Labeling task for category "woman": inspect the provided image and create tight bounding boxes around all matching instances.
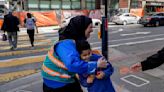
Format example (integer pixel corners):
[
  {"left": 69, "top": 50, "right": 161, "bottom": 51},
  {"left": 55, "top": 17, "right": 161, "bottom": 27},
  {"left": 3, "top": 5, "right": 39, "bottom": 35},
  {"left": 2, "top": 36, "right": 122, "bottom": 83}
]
[
  {"left": 41, "top": 15, "right": 108, "bottom": 92},
  {"left": 24, "top": 13, "right": 36, "bottom": 48}
]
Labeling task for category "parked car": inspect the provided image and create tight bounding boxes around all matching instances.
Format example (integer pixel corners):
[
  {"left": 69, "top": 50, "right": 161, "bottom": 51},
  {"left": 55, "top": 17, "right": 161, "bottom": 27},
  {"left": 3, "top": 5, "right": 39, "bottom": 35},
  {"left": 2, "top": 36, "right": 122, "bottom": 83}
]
[
  {"left": 112, "top": 13, "right": 141, "bottom": 25},
  {"left": 139, "top": 12, "right": 164, "bottom": 27},
  {"left": 62, "top": 16, "right": 101, "bottom": 27}
]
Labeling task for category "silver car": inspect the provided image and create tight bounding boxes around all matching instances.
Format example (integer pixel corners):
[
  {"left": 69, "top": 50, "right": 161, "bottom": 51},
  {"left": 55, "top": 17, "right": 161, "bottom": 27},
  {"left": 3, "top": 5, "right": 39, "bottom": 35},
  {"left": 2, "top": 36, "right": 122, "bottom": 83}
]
[{"left": 112, "top": 13, "right": 141, "bottom": 25}]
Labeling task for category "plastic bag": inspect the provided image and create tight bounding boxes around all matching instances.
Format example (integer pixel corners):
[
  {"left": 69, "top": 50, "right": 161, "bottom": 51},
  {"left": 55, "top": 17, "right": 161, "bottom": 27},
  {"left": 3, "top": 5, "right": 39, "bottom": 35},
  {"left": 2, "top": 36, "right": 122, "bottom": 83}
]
[{"left": 2, "top": 33, "right": 7, "bottom": 41}]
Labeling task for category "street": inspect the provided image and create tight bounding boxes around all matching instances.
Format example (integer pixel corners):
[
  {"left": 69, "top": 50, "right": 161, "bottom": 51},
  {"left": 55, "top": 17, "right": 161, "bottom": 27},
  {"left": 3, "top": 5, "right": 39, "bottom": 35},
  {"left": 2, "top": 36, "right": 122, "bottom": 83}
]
[{"left": 1, "top": 24, "right": 164, "bottom": 92}]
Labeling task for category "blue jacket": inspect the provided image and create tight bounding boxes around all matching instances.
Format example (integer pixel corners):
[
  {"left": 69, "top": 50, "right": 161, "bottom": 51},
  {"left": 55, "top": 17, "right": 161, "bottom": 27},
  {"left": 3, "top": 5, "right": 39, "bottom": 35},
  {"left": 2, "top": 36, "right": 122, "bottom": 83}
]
[
  {"left": 42, "top": 39, "right": 98, "bottom": 88},
  {"left": 79, "top": 54, "right": 115, "bottom": 92}
]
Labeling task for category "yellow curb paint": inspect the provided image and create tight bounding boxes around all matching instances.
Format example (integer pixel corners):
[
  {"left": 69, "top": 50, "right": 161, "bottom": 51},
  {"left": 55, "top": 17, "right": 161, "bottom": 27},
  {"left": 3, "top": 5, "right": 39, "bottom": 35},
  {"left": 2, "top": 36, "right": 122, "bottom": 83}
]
[
  {"left": 0, "top": 48, "right": 50, "bottom": 57},
  {"left": 0, "top": 56, "right": 45, "bottom": 68},
  {"left": 0, "top": 42, "right": 52, "bottom": 51},
  {"left": 0, "top": 70, "right": 38, "bottom": 82},
  {"left": 0, "top": 39, "right": 51, "bottom": 46}
]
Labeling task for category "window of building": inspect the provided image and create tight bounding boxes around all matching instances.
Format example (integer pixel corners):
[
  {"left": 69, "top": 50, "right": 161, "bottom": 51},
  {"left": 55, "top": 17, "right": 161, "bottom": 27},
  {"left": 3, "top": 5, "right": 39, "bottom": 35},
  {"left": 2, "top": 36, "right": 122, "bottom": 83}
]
[
  {"left": 86, "top": 0, "right": 95, "bottom": 9},
  {"left": 71, "top": 0, "right": 81, "bottom": 9},
  {"left": 131, "top": 0, "right": 142, "bottom": 8},
  {"left": 62, "top": 0, "right": 71, "bottom": 9},
  {"left": 51, "top": 0, "right": 61, "bottom": 9},
  {"left": 40, "top": 0, "right": 50, "bottom": 9},
  {"left": 28, "top": 0, "right": 39, "bottom": 9}
]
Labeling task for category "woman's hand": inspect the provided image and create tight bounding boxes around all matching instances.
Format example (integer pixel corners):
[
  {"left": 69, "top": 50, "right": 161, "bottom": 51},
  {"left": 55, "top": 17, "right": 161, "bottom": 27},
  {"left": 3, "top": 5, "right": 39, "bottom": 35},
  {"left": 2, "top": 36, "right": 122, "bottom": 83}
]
[
  {"left": 97, "top": 57, "right": 108, "bottom": 68},
  {"left": 96, "top": 71, "right": 105, "bottom": 79}
]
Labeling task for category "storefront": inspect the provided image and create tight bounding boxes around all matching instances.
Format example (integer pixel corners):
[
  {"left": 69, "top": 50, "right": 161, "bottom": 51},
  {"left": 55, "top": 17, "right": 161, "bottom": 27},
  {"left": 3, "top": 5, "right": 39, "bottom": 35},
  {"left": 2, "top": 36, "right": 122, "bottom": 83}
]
[
  {"left": 145, "top": 1, "right": 164, "bottom": 12},
  {"left": 25, "top": 0, "right": 100, "bottom": 11}
]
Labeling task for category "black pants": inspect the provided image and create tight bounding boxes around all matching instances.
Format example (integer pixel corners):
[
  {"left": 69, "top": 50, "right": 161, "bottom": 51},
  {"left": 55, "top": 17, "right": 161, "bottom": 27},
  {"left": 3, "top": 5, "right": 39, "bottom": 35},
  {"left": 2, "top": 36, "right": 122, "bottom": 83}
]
[
  {"left": 27, "top": 29, "right": 35, "bottom": 47},
  {"left": 43, "top": 79, "right": 83, "bottom": 92}
]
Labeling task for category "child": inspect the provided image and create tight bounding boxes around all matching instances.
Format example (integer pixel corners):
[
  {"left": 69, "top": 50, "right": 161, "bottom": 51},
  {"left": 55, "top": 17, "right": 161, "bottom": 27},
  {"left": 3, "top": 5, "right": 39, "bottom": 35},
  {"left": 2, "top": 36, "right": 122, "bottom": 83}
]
[{"left": 76, "top": 40, "right": 115, "bottom": 92}]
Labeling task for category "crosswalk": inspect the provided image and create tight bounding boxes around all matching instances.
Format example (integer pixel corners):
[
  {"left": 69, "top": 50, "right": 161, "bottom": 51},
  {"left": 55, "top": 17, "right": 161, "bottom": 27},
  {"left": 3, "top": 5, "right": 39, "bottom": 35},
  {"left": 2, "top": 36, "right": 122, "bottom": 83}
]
[{"left": 0, "top": 28, "right": 58, "bottom": 83}]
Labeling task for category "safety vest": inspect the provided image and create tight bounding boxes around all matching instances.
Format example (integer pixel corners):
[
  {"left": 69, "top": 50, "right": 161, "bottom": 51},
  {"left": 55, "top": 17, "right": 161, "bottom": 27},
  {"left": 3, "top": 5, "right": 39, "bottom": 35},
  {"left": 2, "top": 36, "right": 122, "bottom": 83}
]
[{"left": 41, "top": 46, "right": 76, "bottom": 83}]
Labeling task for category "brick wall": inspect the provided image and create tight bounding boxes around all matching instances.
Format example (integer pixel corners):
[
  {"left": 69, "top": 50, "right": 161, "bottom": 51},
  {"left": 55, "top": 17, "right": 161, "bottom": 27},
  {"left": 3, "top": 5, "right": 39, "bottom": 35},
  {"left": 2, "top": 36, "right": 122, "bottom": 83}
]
[{"left": 119, "top": 0, "right": 129, "bottom": 8}]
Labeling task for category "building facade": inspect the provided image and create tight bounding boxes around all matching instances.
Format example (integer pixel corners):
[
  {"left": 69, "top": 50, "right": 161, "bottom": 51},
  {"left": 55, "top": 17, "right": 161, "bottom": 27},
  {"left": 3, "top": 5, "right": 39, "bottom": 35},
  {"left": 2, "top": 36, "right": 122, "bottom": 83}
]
[
  {"left": 17, "top": 0, "right": 101, "bottom": 11},
  {"left": 143, "top": 0, "right": 164, "bottom": 12}
]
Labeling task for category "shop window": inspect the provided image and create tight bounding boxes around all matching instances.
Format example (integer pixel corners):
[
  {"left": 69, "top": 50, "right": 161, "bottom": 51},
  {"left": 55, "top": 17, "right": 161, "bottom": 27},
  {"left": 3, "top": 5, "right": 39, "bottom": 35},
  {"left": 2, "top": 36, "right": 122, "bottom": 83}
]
[
  {"left": 40, "top": 0, "right": 50, "bottom": 9},
  {"left": 71, "top": 0, "right": 81, "bottom": 9},
  {"left": 51, "top": 0, "right": 61, "bottom": 9},
  {"left": 28, "top": 0, "right": 39, "bottom": 9},
  {"left": 62, "top": 0, "right": 71, "bottom": 9},
  {"left": 86, "top": 0, "right": 95, "bottom": 10}
]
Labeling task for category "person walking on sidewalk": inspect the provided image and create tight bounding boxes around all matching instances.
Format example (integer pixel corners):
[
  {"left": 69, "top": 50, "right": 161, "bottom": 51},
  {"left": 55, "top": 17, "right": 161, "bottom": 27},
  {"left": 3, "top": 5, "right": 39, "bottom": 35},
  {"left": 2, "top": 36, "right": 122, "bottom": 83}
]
[
  {"left": 41, "top": 15, "right": 108, "bottom": 92},
  {"left": 24, "top": 13, "right": 36, "bottom": 48},
  {"left": 76, "top": 40, "right": 115, "bottom": 92},
  {"left": 1, "top": 11, "right": 20, "bottom": 50}
]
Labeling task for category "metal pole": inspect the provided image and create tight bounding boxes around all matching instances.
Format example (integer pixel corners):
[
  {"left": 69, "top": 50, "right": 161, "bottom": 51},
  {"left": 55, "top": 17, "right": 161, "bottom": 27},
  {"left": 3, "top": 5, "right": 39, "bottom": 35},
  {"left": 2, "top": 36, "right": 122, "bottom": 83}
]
[{"left": 101, "top": 0, "right": 108, "bottom": 60}]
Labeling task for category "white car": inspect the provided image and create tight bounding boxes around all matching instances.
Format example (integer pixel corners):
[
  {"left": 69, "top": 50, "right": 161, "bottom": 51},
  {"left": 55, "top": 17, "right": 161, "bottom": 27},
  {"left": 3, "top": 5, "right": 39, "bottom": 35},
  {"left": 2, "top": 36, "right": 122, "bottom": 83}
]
[
  {"left": 112, "top": 13, "right": 141, "bottom": 25},
  {"left": 62, "top": 16, "right": 101, "bottom": 27}
]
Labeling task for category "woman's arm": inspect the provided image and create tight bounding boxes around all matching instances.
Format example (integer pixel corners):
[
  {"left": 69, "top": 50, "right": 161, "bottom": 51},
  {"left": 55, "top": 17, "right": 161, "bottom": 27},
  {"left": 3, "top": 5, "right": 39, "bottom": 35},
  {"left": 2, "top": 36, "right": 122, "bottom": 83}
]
[
  {"left": 56, "top": 40, "right": 97, "bottom": 74},
  {"left": 102, "top": 62, "right": 114, "bottom": 78}
]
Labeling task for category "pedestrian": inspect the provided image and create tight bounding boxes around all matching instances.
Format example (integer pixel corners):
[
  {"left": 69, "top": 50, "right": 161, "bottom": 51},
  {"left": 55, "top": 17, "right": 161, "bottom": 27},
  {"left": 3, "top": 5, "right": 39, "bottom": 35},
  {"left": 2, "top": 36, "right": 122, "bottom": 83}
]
[
  {"left": 41, "top": 15, "right": 108, "bottom": 92},
  {"left": 1, "top": 10, "right": 20, "bottom": 50},
  {"left": 130, "top": 47, "right": 164, "bottom": 72},
  {"left": 76, "top": 40, "right": 115, "bottom": 92},
  {"left": 24, "top": 13, "right": 36, "bottom": 48}
]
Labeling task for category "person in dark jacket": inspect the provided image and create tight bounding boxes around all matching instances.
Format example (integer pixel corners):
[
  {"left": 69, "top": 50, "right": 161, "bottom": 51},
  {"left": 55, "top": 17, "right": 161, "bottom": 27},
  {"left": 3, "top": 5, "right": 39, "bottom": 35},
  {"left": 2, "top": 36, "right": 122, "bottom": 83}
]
[
  {"left": 1, "top": 11, "right": 20, "bottom": 50},
  {"left": 76, "top": 40, "right": 115, "bottom": 92},
  {"left": 41, "top": 15, "right": 108, "bottom": 92},
  {"left": 130, "top": 47, "right": 164, "bottom": 72}
]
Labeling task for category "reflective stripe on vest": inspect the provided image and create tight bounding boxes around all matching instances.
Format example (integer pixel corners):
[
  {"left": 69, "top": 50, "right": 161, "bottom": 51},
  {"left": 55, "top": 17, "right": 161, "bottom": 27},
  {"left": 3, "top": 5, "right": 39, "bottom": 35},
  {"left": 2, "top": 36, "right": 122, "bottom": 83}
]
[
  {"left": 92, "top": 50, "right": 101, "bottom": 55},
  {"left": 48, "top": 46, "right": 67, "bottom": 70},
  {"left": 42, "top": 64, "right": 71, "bottom": 79}
]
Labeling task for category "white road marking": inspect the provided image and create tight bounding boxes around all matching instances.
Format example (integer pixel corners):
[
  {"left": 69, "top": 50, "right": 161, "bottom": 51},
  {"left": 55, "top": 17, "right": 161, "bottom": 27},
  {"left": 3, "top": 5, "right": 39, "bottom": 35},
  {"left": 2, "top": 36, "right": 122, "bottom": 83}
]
[
  {"left": 92, "top": 37, "right": 164, "bottom": 48},
  {"left": 15, "top": 90, "right": 32, "bottom": 92},
  {"left": 120, "top": 32, "right": 150, "bottom": 36},
  {"left": 121, "top": 75, "right": 150, "bottom": 87},
  {"left": 110, "top": 28, "right": 124, "bottom": 34},
  {"left": 90, "top": 33, "right": 164, "bottom": 46}
]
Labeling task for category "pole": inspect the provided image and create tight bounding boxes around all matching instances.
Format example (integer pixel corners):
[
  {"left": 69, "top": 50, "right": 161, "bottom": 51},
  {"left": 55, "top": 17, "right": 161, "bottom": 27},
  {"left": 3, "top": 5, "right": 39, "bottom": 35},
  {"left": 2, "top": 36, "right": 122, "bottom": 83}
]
[{"left": 101, "top": 0, "right": 108, "bottom": 60}]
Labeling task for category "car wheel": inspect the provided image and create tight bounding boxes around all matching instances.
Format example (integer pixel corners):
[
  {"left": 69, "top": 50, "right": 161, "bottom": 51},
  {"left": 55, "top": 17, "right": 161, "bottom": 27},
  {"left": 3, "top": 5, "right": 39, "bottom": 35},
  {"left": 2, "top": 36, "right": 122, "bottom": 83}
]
[
  {"left": 123, "top": 21, "right": 127, "bottom": 25},
  {"left": 95, "top": 22, "right": 100, "bottom": 27},
  {"left": 143, "top": 24, "right": 147, "bottom": 27},
  {"left": 154, "top": 21, "right": 160, "bottom": 27},
  {"left": 137, "top": 20, "right": 140, "bottom": 24}
]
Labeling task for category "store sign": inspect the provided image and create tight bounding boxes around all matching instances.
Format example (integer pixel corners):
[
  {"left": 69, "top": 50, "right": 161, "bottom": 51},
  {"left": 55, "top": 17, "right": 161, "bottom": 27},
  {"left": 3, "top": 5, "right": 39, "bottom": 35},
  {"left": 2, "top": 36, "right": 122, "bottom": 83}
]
[
  {"left": 147, "top": 2, "right": 164, "bottom": 6},
  {"left": 150, "top": 2, "right": 162, "bottom": 6}
]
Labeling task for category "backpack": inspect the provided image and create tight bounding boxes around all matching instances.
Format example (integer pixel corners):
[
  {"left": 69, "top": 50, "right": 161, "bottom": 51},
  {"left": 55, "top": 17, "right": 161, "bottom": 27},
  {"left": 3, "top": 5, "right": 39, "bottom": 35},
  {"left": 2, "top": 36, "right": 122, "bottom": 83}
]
[{"left": 25, "top": 18, "right": 35, "bottom": 30}]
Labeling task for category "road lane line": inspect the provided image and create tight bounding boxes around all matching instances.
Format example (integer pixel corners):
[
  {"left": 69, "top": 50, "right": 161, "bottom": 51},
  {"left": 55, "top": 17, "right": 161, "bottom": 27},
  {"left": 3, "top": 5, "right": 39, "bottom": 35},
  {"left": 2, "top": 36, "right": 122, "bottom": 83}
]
[
  {"left": 0, "top": 55, "right": 45, "bottom": 67},
  {"left": 0, "top": 70, "right": 38, "bottom": 82}
]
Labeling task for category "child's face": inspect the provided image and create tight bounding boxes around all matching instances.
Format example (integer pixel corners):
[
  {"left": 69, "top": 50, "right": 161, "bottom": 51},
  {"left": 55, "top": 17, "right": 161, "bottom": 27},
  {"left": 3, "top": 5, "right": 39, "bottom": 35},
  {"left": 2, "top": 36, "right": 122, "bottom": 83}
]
[{"left": 80, "top": 49, "right": 92, "bottom": 61}]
